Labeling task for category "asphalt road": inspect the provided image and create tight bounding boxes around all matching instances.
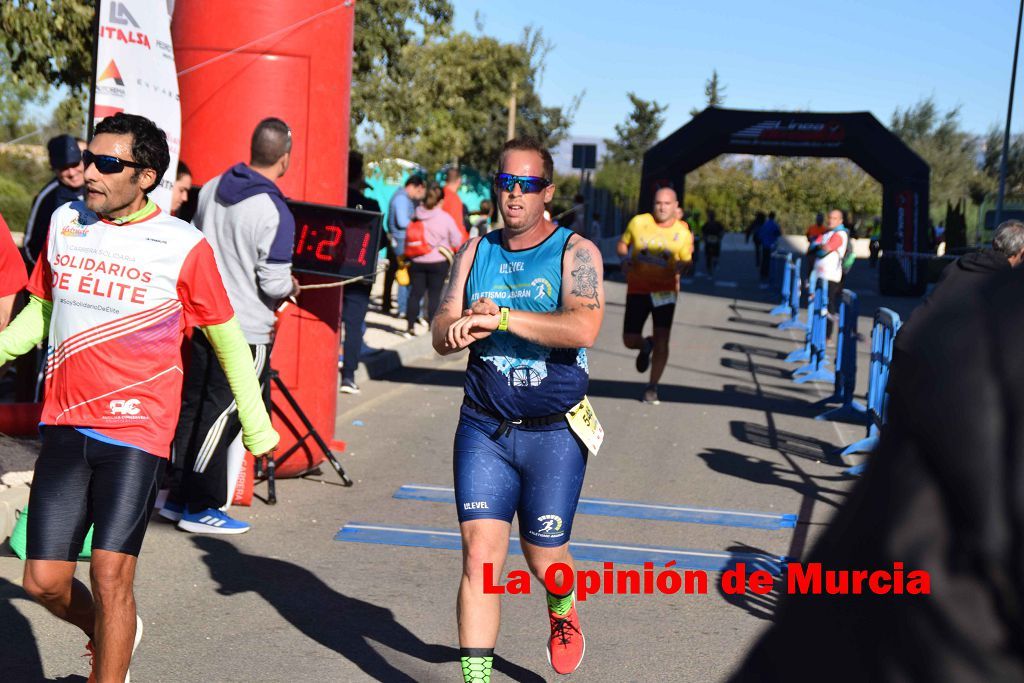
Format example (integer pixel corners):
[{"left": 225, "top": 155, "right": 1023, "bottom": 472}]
[{"left": 0, "top": 249, "right": 885, "bottom": 682}]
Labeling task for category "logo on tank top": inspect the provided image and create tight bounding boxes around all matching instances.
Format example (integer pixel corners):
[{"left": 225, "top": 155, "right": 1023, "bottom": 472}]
[
  {"left": 481, "top": 335, "right": 550, "bottom": 388},
  {"left": 531, "top": 277, "right": 553, "bottom": 302},
  {"left": 499, "top": 261, "right": 525, "bottom": 274}
]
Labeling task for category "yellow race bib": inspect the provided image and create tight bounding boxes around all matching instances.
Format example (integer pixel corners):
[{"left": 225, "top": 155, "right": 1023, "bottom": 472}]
[{"left": 566, "top": 396, "right": 604, "bottom": 457}]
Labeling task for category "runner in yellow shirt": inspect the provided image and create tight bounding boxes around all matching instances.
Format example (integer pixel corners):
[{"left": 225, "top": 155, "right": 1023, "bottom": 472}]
[{"left": 616, "top": 187, "right": 693, "bottom": 404}]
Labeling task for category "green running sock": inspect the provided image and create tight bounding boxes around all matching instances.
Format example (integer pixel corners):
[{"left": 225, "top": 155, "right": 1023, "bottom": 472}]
[
  {"left": 460, "top": 648, "right": 493, "bottom": 682},
  {"left": 547, "top": 590, "right": 574, "bottom": 616}
]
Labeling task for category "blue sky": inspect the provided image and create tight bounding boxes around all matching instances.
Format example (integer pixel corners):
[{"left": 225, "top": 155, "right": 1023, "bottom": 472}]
[{"left": 453, "top": 0, "right": 1018, "bottom": 141}]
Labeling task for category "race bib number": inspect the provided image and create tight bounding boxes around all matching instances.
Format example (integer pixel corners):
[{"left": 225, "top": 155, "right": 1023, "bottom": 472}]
[
  {"left": 566, "top": 396, "right": 604, "bottom": 457},
  {"left": 651, "top": 291, "right": 677, "bottom": 307}
]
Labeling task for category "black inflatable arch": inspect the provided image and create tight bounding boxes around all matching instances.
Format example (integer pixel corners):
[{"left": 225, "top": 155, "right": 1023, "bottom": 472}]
[{"left": 640, "top": 107, "right": 930, "bottom": 295}]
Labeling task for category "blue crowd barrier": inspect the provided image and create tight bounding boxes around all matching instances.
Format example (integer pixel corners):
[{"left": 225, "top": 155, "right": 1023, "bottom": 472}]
[
  {"left": 776, "top": 257, "right": 806, "bottom": 331},
  {"left": 786, "top": 277, "right": 833, "bottom": 384},
  {"left": 769, "top": 253, "right": 793, "bottom": 316},
  {"left": 815, "top": 289, "right": 868, "bottom": 423},
  {"left": 836, "top": 307, "right": 902, "bottom": 472}
]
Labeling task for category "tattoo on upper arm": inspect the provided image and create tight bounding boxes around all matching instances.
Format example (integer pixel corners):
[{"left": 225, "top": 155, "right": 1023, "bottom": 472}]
[
  {"left": 438, "top": 240, "right": 471, "bottom": 312},
  {"left": 570, "top": 248, "right": 601, "bottom": 310}
]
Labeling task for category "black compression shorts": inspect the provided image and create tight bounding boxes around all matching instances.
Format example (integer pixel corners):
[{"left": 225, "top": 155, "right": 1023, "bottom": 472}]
[
  {"left": 28, "top": 426, "right": 164, "bottom": 560},
  {"left": 623, "top": 293, "right": 676, "bottom": 336}
]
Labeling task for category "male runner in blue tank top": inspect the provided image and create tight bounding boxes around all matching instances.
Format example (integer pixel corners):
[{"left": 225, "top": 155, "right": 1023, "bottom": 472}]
[{"left": 432, "top": 137, "right": 605, "bottom": 681}]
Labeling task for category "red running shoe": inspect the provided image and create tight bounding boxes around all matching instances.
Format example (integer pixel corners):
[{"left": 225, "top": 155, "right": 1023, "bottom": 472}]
[{"left": 546, "top": 600, "right": 585, "bottom": 674}]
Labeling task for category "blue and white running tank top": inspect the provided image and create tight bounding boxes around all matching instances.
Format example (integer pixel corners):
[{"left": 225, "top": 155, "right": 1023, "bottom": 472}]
[{"left": 463, "top": 227, "right": 589, "bottom": 419}]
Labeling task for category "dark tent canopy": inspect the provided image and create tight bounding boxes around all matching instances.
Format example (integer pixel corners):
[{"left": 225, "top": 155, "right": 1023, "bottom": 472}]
[{"left": 640, "top": 107, "right": 931, "bottom": 295}]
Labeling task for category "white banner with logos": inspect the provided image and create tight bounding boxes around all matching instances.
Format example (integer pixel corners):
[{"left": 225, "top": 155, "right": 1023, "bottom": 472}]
[{"left": 92, "top": 0, "right": 180, "bottom": 212}]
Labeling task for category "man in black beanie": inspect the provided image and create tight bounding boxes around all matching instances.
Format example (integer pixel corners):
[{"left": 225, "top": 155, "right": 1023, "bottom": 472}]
[{"left": 22, "top": 134, "right": 86, "bottom": 267}]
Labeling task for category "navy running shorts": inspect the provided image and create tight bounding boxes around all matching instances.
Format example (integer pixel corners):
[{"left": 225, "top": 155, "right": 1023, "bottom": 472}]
[
  {"left": 28, "top": 426, "right": 164, "bottom": 560},
  {"left": 454, "top": 404, "right": 588, "bottom": 548}
]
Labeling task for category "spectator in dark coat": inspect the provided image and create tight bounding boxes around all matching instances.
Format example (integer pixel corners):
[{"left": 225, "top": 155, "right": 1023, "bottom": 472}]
[
  {"left": 340, "top": 152, "right": 382, "bottom": 395},
  {"left": 22, "top": 135, "right": 85, "bottom": 267},
  {"left": 729, "top": 224, "right": 1024, "bottom": 683},
  {"left": 893, "top": 218, "right": 1024, "bottom": 380}
]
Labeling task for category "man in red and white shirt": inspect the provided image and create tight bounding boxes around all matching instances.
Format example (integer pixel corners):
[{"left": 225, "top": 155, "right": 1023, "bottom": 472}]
[
  {"left": 0, "top": 113, "right": 278, "bottom": 682},
  {"left": 0, "top": 211, "right": 27, "bottom": 330}
]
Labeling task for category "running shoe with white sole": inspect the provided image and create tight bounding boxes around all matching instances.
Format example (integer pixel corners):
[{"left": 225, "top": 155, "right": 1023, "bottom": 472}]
[
  {"left": 126, "top": 614, "right": 143, "bottom": 682},
  {"left": 642, "top": 385, "right": 661, "bottom": 405},
  {"left": 85, "top": 614, "right": 143, "bottom": 683},
  {"left": 157, "top": 500, "right": 183, "bottom": 522},
  {"left": 177, "top": 508, "right": 250, "bottom": 534},
  {"left": 547, "top": 600, "right": 585, "bottom": 675}
]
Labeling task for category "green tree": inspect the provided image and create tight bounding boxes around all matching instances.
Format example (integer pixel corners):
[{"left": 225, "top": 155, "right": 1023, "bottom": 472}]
[
  {"left": 359, "top": 27, "right": 575, "bottom": 172},
  {"left": 0, "top": 47, "right": 46, "bottom": 141},
  {"left": 51, "top": 92, "right": 86, "bottom": 137},
  {"left": 0, "top": 1, "right": 93, "bottom": 94},
  {"left": 351, "top": 0, "right": 454, "bottom": 138},
  {"left": 603, "top": 93, "right": 667, "bottom": 165},
  {"left": 890, "top": 97, "right": 984, "bottom": 220},
  {"left": 594, "top": 159, "right": 641, "bottom": 206},
  {"left": 595, "top": 93, "right": 667, "bottom": 206},
  {"left": 690, "top": 69, "right": 726, "bottom": 116},
  {"left": 684, "top": 157, "right": 881, "bottom": 234},
  {"left": 981, "top": 127, "right": 1023, "bottom": 197}
]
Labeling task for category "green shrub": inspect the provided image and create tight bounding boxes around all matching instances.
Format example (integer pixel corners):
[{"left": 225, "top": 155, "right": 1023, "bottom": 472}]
[
  {"left": 0, "top": 149, "right": 48, "bottom": 234},
  {"left": 0, "top": 174, "right": 32, "bottom": 232},
  {"left": 0, "top": 149, "right": 49, "bottom": 189}
]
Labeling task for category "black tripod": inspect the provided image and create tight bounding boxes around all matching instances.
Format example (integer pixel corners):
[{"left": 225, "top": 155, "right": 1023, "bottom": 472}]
[{"left": 257, "top": 369, "right": 353, "bottom": 504}]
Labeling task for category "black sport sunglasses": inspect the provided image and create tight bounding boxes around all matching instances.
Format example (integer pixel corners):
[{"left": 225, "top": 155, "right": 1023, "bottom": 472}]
[
  {"left": 493, "top": 172, "right": 552, "bottom": 194},
  {"left": 83, "top": 150, "right": 147, "bottom": 174}
]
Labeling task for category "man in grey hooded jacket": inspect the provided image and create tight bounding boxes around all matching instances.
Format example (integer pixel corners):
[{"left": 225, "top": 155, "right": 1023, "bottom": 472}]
[{"left": 164, "top": 117, "right": 299, "bottom": 534}]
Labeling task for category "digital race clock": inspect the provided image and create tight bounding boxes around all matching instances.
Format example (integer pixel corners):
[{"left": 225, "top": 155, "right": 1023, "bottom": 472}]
[{"left": 286, "top": 200, "right": 384, "bottom": 279}]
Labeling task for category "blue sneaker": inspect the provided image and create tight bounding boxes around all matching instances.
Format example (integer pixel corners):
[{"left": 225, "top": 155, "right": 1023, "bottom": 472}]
[
  {"left": 177, "top": 508, "right": 251, "bottom": 535},
  {"left": 158, "top": 499, "right": 184, "bottom": 522}
]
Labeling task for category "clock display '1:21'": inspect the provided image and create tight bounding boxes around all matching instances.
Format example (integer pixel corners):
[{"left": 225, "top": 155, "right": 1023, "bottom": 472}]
[{"left": 294, "top": 224, "right": 342, "bottom": 262}]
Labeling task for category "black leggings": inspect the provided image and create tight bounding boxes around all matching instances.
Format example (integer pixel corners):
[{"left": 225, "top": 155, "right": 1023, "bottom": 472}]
[
  {"left": 407, "top": 260, "right": 448, "bottom": 326},
  {"left": 28, "top": 426, "right": 164, "bottom": 559}
]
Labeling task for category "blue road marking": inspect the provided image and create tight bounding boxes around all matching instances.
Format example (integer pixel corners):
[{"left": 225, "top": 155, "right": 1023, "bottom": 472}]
[
  {"left": 336, "top": 522, "right": 788, "bottom": 574},
  {"left": 393, "top": 485, "right": 797, "bottom": 530}
]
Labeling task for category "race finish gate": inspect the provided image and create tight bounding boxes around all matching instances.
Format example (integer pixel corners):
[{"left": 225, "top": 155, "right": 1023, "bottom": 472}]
[{"left": 640, "top": 107, "right": 931, "bottom": 296}]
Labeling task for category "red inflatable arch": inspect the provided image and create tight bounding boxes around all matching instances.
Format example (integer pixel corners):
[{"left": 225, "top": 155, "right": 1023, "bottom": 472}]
[{"left": 173, "top": 0, "right": 355, "bottom": 476}]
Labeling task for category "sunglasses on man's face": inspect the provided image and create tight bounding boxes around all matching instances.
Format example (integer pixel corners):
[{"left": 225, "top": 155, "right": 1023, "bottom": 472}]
[
  {"left": 83, "top": 150, "right": 146, "bottom": 175},
  {"left": 493, "top": 173, "right": 551, "bottom": 194}
]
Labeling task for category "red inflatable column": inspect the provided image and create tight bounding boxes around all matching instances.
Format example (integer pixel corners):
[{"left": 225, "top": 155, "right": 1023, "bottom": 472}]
[{"left": 173, "top": 1, "right": 354, "bottom": 475}]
